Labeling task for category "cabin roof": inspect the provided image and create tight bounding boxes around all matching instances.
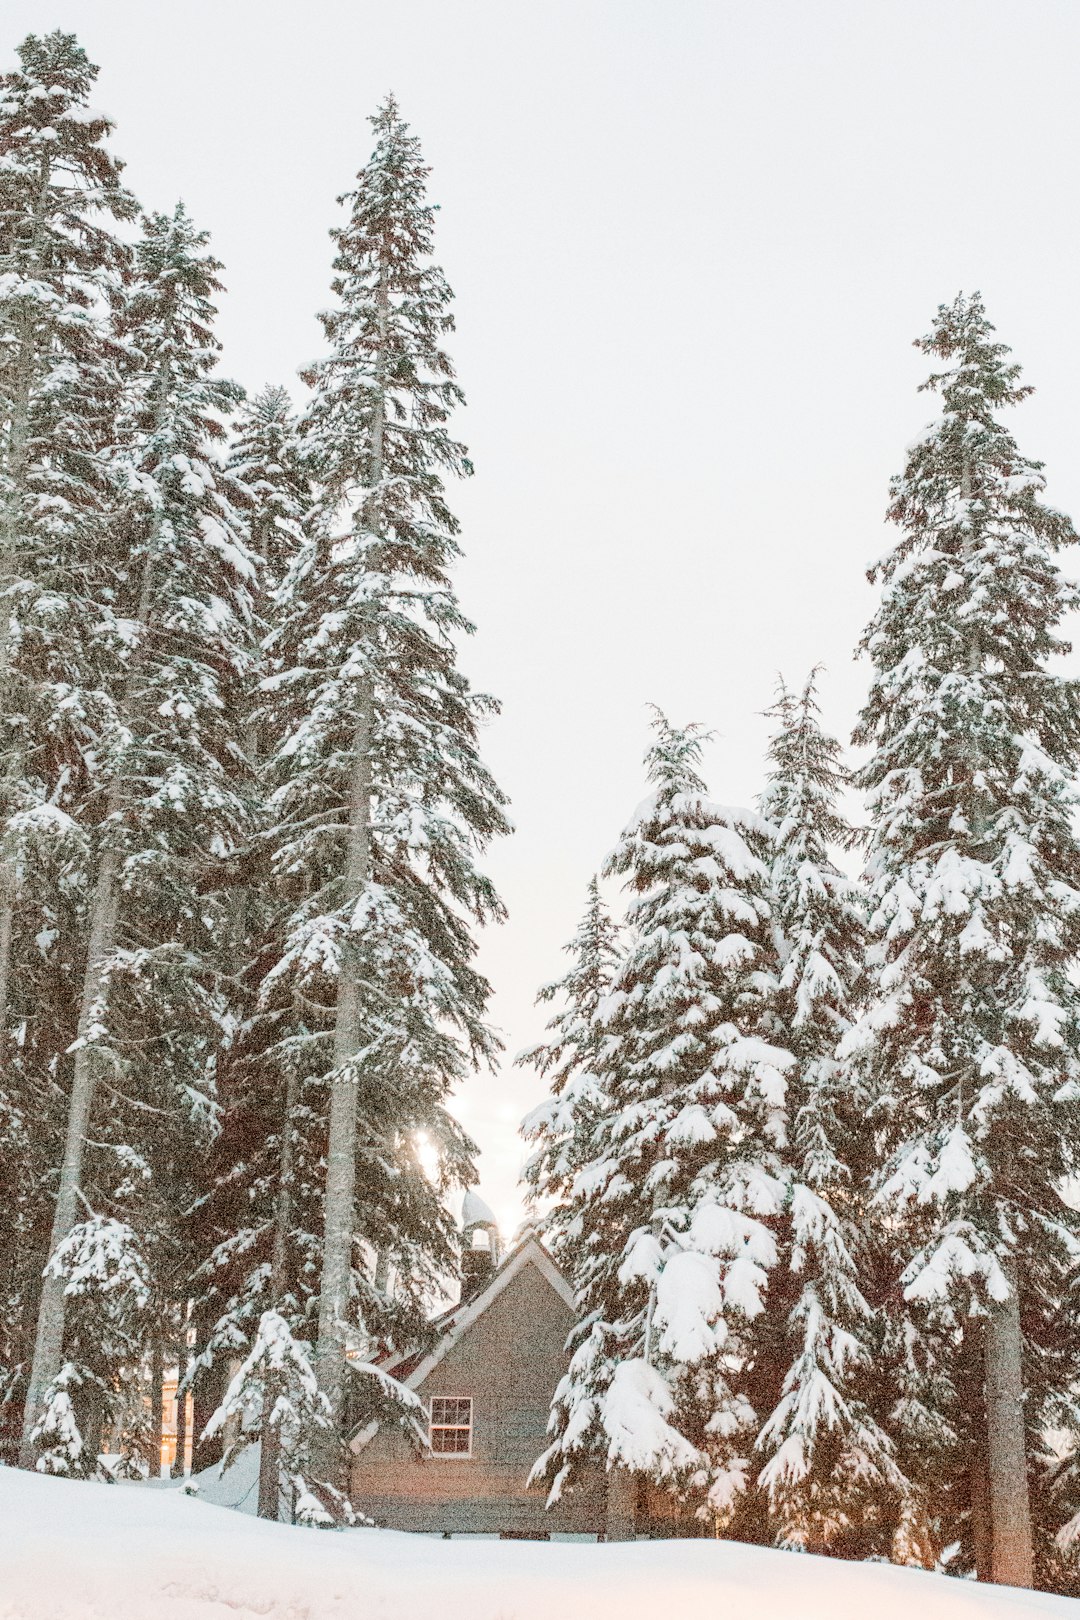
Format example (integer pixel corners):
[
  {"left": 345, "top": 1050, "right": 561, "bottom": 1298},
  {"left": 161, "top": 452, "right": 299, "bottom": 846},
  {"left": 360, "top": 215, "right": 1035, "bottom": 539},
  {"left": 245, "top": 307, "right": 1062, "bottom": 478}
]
[{"left": 350, "top": 1237, "right": 574, "bottom": 1452}]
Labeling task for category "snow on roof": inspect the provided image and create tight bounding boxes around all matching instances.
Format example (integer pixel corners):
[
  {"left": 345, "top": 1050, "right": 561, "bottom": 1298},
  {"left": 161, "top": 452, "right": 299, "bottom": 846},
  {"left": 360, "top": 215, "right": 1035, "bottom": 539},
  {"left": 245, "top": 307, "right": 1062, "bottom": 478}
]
[{"left": 461, "top": 1188, "right": 498, "bottom": 1229}]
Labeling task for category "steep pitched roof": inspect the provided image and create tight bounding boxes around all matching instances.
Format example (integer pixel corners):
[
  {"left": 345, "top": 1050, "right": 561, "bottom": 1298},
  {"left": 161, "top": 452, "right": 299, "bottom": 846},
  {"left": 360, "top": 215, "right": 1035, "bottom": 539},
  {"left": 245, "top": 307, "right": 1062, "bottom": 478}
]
[{"left": 349, "top": 1237, "right": 575, "bottom": 1453}]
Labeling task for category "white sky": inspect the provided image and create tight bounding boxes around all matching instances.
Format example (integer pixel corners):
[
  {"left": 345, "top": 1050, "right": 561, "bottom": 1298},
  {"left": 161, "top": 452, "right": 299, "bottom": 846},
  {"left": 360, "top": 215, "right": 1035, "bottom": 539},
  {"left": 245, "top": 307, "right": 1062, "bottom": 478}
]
[{"left": 9, "top": 0, "right": 1080, "bottom": 1238}]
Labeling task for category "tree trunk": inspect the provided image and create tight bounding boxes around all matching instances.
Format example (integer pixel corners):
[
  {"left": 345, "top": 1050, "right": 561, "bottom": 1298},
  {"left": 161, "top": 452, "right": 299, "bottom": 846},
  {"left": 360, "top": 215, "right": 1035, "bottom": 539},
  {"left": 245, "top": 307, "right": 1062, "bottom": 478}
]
[
  {"left": 174, "top": 1368, "right": 188, "bottom": 1479},
  {"left": 258, "top": 1066, "right": 300, "bottom": 1519},
  {"left": 18, "top": 546, "right": 155, "bottom": 1467},
  {"left": 960, "top": 1315, "right": 993, "bottom": 1580},
  {"left": 83, "top": 1379, "right": 104, "bottom": 1466},
  {"left": 955, "top": 450, "right": 1030, "bottom": 1585},
  {"left": 256, "top": 1364, "right": 280, "bottom": 1518},
  {"left": 985, "top": 1262, "right": 1032, "bottom": 1588},
  {"left": 221, "top": 1357, "right": 243, "bottom": 1454},
  {"left": 312, "top": 254, "right": 387, "bottom": 1494},
  {"left": 972, "top": 1437, "right": 994, "bottom": 1582},
  {"left": 191, "top": 1345, "right": 223, "bottom": 1475},
  {"left": 149, "top": 1332, "right": 164, "bottom": 1478},
  {"left": 313, "top": 690, "right": 373, "bottom": 1489},
  {"left": 18, "top": 839, "right": 120, "bottom": 1464}
]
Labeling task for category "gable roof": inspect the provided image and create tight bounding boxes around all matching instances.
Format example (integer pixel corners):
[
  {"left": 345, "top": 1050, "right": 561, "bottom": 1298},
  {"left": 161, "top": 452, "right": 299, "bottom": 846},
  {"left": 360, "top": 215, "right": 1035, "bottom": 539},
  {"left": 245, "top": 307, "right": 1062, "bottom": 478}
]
[
  {"left": 349, "top": 1237, "right": 575, "bottom": 1453},
  {"left": 403, "top": 1237, "right": 574, "bottom": 1390}
]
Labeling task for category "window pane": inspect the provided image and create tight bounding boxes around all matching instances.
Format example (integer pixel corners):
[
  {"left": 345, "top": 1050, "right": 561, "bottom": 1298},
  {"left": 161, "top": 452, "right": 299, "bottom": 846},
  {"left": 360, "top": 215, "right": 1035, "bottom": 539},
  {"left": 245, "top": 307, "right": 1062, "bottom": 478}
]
[
  {"left": 431, "top": 1397, "right": 471, "bottom": 1425},
  {"left": 430, "top": 1396, "right": 472, "bottom": 1455},
  {"left": 431, "top": 1425, "right": 470, "bottom": 1454}
]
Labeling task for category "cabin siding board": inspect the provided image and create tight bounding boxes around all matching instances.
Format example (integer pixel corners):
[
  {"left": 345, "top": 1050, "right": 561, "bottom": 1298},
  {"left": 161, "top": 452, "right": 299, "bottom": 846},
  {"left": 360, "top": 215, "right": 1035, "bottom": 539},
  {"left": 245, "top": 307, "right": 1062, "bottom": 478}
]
[{"left": 350, "top": 1248, "right": 608, "bottom": 1537}]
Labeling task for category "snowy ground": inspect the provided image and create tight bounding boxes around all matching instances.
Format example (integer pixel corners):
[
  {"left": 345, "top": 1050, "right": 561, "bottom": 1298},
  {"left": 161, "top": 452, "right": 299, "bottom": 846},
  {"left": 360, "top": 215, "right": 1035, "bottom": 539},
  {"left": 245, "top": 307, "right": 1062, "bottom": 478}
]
[{"left": 2, "top": 1464, "right": 1076, "bottom": 1620}]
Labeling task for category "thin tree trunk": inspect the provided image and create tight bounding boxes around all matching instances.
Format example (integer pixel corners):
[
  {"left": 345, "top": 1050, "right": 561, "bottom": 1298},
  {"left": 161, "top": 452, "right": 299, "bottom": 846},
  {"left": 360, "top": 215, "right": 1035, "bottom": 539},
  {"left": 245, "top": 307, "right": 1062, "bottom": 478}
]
[
  {"left": 18, "top": 838, "right": 120, "bottom": 1464},
  {"left": 0, "top": 881, "right": 14, "bottom": 1077},
  {"left": 313, "top": 692, "right": 373, "bottom": 1488},
  {"left": 258, "top": 1066, "right": 300, "bottom": 1519},
  {"left": 972, "top": 1438, "right": 993, "bottom": 1582},
  {"left": 191, "top": 1343, "right": 222, "bottom": 1475},
  {"left": 985, "top": 1261, "right": 1033, "bottom": 1588},
  {"left": 149, "top": 1332, "right": 164, "bottom": 1478},
  {"left": 961, "top": 1315, "right": 993, "bottom": 1580},
  {"left": 19, "top": 548, "right": 155, "bottom": 1466},
  {"left": 956, "top": 449, "right": 1031, "bottom": 1585},
  {"left": 221, "top": 1357, "right": 243, "bottom": 1454},
  {"left": 83, "top": 1379, "right": 104, "bottom": 1465},
  {"left": 312, "top": 255, "right": 388, "bottom": 1493},
  {"left": 175, "top": 1296, "right": 194, "bottom": 1477},
  {"left": 174, "top": 1357, "right": 188, "bottom": 1479}
]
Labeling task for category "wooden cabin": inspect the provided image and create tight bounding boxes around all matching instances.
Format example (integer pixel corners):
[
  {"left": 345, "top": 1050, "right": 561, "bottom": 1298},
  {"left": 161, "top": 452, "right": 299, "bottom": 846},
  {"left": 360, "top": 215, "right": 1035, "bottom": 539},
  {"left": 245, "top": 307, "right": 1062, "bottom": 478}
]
[{"left": 348, "top": 1217, "right": 639, "bottom": 1539}]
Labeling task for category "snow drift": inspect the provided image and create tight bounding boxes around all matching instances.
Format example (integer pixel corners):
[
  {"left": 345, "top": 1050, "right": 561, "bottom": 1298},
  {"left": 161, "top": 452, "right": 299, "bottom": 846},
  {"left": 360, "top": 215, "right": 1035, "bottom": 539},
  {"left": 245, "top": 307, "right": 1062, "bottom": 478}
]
[{"left": 1, "top": 1465, "right": 1075, "bottom": 1620}]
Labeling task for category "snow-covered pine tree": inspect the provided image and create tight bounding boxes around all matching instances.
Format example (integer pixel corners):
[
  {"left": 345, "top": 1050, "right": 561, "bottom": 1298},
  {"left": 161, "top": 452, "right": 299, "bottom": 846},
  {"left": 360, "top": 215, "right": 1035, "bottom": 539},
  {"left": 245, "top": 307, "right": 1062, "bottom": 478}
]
[
  {"left": 847, "top": 293, "right": 1080, "bottom": 1587},
  {"left": 18, "top": 203, "right": 255, "bottom": 1470},
  {"left": 0, "top": 33, "right": 137, "bottom": 1446},
  {"left": 185, "top": 385, "right": 319, "bottom": 1514},
  {"left": 254, "top": 95, "right": 508, "bottom": 1497},
  {"left": 532, "top": 711, "right": 793, "bottom": 1525},
  {"left": 184, "top": 429, "right": 319, "bottom": 1506},
  {"left": 754, "top": 671, "right": 902, "bottom": 1550},
  {"left": 203, "top": 1309, "right": 337, "bottom": 1525},
  {"left": 519, "top": 877, "right": 622, "bottom": 1263},
  {"left": 228, "top": 386, "right": 309, "bottom": 640}
]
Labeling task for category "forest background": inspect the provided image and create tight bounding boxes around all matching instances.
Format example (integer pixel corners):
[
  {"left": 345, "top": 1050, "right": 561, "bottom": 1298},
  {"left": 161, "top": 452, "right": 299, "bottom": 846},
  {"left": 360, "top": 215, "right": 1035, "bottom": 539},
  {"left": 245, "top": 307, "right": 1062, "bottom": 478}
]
[{"left": 7, "top": 0, "right": 1080, "bottom": 1237}]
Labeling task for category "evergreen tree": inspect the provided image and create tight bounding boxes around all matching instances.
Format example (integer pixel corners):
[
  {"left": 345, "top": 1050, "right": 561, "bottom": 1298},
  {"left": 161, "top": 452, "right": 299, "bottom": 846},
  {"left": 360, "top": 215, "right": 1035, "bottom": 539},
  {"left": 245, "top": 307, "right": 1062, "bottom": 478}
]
[
  {"left": 0, "top": 32, "right": 136, "bottom": 1448},
  {"left": 755, "top": 671, "right": 902, "bottom": 1549},
  {"left": 254, "top": 95, "right": 508, "bottom": 1497},
  {"left": 189, "top": 383, "right": 313, "bottom": 1513},
  {"left": 19, "top": 204, "right": 255, "bottom": 1469},
  {"left": 847, "top": 293, "right": 1080, "bottom": 1586},
  {"left": 228, "top": 387, "right": 308, "bottom": 592},
  {"left": 533, "top": 712, "right": 793, "bottom": 1524},
  {"left": 203, "top": 1309, "right": 336, "bottom": 1525},
  {"left": 520, "top": 877, "right": 622, "bottom": 1263}
]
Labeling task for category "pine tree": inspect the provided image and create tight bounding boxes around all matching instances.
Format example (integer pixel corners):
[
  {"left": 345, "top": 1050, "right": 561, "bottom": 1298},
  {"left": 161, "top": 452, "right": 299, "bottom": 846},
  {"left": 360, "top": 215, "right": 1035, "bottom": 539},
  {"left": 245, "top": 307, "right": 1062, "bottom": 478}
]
[
  {"left": 847, "top": 293, "right": 1080, "bottom": 1586},
  {"left": 520, "top": 877, "right": 622, "bottom": 1263},
  {"left": 0, "top": 27, "right": 135, "bottom": 1032},
  {"left": 754, "top": 671, "right": 902, "bottom": 1549},
  {"left": 19, "top": 204, "right": 255, "bottom": 1469},
  {"left": 203, "top": 1309, "right": 336, "bottom": 1524},
  {"left": 189, "top": 384, "right": 314, "bottom": 1513},
  {"left": 256, "top": 95, "right": 508, "bottom": 1497},
  {"left": 228, "top": 388, "right": 308, "bottom": 594},
  {"left": 188, "top": 384, "right": 321, "bottom": 1509},
  {"left": 533, "top": 711, "right": 793, "bottom": 1523},
  {"left": 0, "top": 33, "right": 137, "bottom": 1446}
]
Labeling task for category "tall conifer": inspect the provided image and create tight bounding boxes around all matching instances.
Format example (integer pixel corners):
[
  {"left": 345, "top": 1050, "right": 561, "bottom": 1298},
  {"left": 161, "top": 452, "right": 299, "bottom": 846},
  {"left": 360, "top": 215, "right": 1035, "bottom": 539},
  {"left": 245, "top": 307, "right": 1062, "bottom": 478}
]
[
  {"left": 755, "top": 672, "right": 902, "bottom": 1549},
  {"left": 19, "top": 205, "right": 254, "bottom": 1467},
  {"left": 0, "top": 34, "right": 136, "bottom": 1441},
  {"left": 520, "top": 877, "right": 622, "bottom": 1264},
  {"left": 848, "top": 294, "right": 1080, "bottom": 1585},
  {"left": 266, "top": 96, "right": 508, "bottom": 1493},
  {"left": 533, "top": 713, "right": 793, "bottom": 1522}
]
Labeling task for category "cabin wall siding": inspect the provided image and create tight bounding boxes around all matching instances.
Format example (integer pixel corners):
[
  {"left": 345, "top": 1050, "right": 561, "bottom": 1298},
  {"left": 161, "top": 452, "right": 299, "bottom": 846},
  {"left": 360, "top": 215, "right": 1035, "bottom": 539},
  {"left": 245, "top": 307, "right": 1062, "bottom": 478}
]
[{"left": 350, "top": 1255, "right": 607, "bottom": 1536}]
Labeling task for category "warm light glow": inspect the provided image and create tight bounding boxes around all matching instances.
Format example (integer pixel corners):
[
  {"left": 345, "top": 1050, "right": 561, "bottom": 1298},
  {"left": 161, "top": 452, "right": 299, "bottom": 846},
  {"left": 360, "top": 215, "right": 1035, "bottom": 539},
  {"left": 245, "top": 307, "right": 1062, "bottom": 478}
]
[
  {"left": 416, "top": 1131, "right": 440, "bottom": 1182},
  {"left": 157, "top": 1375, "right": 193, "bottom": 1478},
  {"left": 493, "top": 1202, "right": 521, "bottom": 1248}
]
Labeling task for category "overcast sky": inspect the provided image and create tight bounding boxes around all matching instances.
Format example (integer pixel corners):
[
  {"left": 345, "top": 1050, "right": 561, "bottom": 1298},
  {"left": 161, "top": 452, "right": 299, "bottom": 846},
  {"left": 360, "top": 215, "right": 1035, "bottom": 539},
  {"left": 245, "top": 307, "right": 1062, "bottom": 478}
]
[{"left": 9, "top": 0, "right": 1080, "bottom": 1236}]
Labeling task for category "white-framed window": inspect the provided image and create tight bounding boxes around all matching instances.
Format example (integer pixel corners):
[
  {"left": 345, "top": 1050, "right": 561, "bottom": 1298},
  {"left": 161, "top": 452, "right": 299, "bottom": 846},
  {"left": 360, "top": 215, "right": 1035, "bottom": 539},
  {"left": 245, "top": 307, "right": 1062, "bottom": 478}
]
[{"left": 430, "top": 1396, "right": 473, "bottom": 1457}]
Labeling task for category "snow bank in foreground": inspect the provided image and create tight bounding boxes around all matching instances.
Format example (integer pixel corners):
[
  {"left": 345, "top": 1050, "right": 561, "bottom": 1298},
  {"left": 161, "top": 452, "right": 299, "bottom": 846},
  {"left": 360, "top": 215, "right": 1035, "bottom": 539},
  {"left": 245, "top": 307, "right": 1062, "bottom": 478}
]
[{"left": 0, "top": 1464, "right": 1073, "bottom": 1620}]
